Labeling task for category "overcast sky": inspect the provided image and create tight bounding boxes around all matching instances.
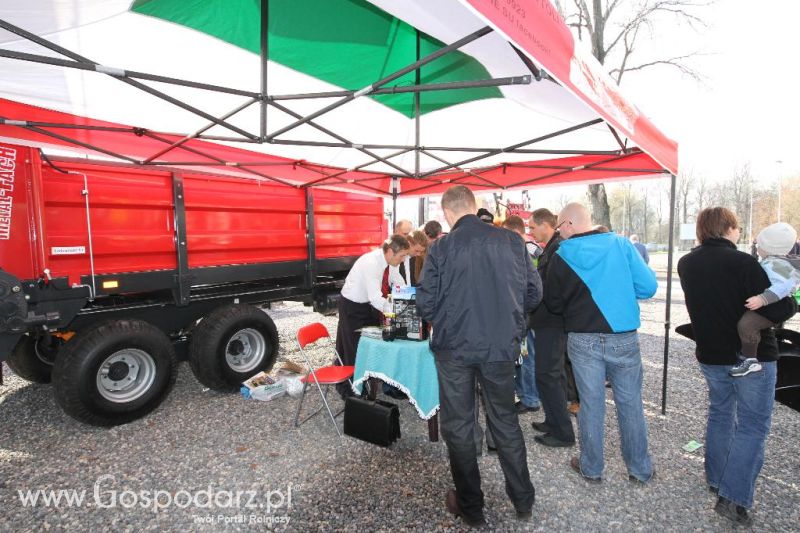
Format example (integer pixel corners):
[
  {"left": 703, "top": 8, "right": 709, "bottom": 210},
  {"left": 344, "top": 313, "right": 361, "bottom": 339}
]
[{"left": 619, "top": 0, "right": 800, "bottom": 184}]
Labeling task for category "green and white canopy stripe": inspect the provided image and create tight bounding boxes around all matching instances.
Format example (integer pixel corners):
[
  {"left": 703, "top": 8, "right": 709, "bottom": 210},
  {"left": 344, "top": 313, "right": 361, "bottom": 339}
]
[{"left": 0, "top": 0, "right": 672, "bottom": 177}]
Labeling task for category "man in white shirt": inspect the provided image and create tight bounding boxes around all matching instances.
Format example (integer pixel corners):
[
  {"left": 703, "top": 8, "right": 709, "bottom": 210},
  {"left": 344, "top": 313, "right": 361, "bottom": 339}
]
[{"left": 335, "top": 235, "right": 410, "bottom": 397}]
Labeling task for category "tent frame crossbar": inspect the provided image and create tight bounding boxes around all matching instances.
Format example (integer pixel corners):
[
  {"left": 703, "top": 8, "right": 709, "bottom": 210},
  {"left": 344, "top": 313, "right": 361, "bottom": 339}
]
[
  {"left": 264, "top": 25, "right": 494, "bottom": 141},
  {"left": 269, "top": 75, "right": 531, "bottom": 101}
]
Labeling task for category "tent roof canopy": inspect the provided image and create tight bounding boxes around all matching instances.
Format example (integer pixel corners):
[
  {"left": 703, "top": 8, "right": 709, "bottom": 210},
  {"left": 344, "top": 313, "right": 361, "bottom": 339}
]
[{"left": 0, "top": 0, "right": 677, "bottom": 198}]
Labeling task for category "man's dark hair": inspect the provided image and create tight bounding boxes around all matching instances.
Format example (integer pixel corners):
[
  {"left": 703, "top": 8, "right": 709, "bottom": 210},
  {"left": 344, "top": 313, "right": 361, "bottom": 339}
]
[
  {"left": 382, "top": 234, "right": 411, "bottom": 254},
  {"left": 441, "top": 185, "right": 476, "bottom": 214},
  {"left": 530, "top": 208, "right": 557, "bottom": 228},
  {"left": 423, "top": 220, "right": 443, "bottom": 239}
]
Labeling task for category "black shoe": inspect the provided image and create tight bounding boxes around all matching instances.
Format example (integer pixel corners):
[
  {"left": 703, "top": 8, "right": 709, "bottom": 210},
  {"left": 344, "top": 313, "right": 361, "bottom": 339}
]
[
  {"left": 515, "top": 401, "right": 541, "bottom": 413},
  {"left": 531, "top": 421, "right": 551, "bottom": 433},
  {"left": 445, "top": 489, "right": 487, "bottom": 528},
  {"left": 709, "top": 485, "right": 719, "bottom": 495},
  {"left": 570, "top": 456, "right": 601, "bottom": 484},
  {"left": 628, "top": 469, "right": 656, "bottom": 485},
  {"left": 515, "top": 508, "right": 532, "bottom": 521},
  {"left": 714, "top": 496, "right": 753, "bottom": 527},
  {"left": 534, "top": 434, "right": 575, "bottom": 448}
]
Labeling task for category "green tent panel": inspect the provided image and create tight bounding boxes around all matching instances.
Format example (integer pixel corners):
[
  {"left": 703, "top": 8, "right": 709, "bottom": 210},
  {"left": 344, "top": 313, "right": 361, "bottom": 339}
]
[{"left": 131, "top": 0, "right": 502, "bottom": 117}]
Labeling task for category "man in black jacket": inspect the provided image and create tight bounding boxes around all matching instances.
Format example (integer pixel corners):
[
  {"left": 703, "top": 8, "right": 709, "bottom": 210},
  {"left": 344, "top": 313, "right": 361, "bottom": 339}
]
[
  {"left": 528, "top": 208, "right": 576, "bottom": 447},
  {"left": 417, "top": 185, "right": 541, "bottom": 527}
]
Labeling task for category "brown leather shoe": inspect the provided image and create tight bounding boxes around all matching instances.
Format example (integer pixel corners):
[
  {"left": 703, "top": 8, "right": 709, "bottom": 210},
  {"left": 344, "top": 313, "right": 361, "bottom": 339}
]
[
  {"left": 567, "top": 402, "right": 580, "bottom": 416},
  {"left": 570, "top": 456, "right": 601, "bottom": 484},
  {"left": 445, "top": 489, "right": 487, "bottom": 528}
]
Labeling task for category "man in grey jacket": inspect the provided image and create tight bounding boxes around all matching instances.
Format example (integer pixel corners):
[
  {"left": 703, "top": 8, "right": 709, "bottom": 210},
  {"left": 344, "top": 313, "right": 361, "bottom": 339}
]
[{"left": 417, "top": 185, "right": 542, "bottom": 527}]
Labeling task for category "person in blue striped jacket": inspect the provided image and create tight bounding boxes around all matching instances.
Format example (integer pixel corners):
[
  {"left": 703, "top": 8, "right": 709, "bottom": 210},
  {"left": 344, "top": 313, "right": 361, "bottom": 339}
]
[{"left": 544, "top": 203, "right": 657, "bottom": 485}]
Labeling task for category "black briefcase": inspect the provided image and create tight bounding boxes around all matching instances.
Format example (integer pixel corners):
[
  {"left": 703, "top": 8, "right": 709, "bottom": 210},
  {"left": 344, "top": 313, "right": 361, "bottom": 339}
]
[{"left": 343, "top": 396, "right": 401, "bottom": 447}]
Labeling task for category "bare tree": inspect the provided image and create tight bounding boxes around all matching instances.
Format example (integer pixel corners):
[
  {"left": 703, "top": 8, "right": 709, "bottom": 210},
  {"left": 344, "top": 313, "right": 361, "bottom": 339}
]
[
  {"left": 729, "top": 162, "right": 753, "bottom": 230},
  {"left": 694, "top": 173, "right": 709, "bottom": 213},
  {"left": 677, "top": 169, "right": 693, "bottom": 223},
  {"left": 554, "top": 0, "right": 710, "bottom": 229}
]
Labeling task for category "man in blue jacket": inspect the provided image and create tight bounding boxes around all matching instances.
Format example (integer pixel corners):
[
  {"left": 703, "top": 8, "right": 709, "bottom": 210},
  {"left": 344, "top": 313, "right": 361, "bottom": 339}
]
[
  {"left": 544, "top": 203, "right": 657, "bottom": 484},
  {"left": 417, "top": 185, "right": 541, "bottom": 527}
]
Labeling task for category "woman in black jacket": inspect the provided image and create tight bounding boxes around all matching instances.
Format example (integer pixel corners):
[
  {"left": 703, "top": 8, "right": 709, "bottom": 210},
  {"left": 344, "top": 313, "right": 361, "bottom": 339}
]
[{"left": 677, "top": 207, "right": 777, "bottom": 527}]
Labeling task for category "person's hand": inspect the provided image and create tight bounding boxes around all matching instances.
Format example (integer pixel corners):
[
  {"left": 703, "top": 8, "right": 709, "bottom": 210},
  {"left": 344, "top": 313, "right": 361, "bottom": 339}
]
[{"left": 745, "top": 295, "right": 764, "bottom": 310}]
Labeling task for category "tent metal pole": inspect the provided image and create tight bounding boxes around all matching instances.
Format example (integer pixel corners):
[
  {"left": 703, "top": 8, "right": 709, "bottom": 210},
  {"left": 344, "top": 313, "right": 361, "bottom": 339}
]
[
  {"left": 417, "top": 118, "right": 604, "bottom": 178},
  {"left": 606, "top": 124, "right": 627, "bottom": 151},
  {"left": 16, "top": 124, "right": 140, "bottom": 164},
  {"left": 0, "top": 21, "right": 258, "bottom": 140},
  {"left": 299, "top": 149, "right": 413, "bottom": 187},
  {"left": 392, "top": 178, "right": 399, "bottom": 231},
  {"left": 269, "top": 75, "right": 531, "bottom": 101},
  {"left": 266, "top": 26, "right": 493, "bottom": 141},
  {"left": 266, "top": 137, "right": 626, "bottom": 155},
  {"left": 143, "top": 131, "right": 299, "bottom": 187},
  {"left": 661, "top": 172, "right": 678, "bottom": 415},
  {"left": 415, "top": 30, "right": 423, "bottom": 220},
  {"left": 0, "top": 47, "right": 260, "bottom": 99},
  {"left": 144, "top": 98, "right": 259, "bottom": 163},
  {"left": 506, "top": 152, "right": 639, "bottom": 188},
  {"left": 419, "top": 149, "right": 503, "bottom": 188},
  {"left": 268, "top": 100, "right": 416, "bottom": 178},
  {"left": 260, "top": 0, "right": 269, "bottom": 141}
]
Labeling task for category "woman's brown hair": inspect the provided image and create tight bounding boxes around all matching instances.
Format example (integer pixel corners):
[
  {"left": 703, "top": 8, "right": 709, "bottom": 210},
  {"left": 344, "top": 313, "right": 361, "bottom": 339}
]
[
  {"left": 695, "top": 207, "right": 739, "bottom": 243},
  {"left": 408, "top": 230, "right": 429, "bottom": 283}
]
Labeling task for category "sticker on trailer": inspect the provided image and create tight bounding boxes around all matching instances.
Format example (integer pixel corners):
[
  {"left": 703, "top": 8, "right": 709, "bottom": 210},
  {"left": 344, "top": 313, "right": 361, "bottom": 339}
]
[
  {"left": 51, "top": 246, "right": 86, "bottom": 255},
  {"left": 0, "top": 145, "right": 17, "bottom": 240}
]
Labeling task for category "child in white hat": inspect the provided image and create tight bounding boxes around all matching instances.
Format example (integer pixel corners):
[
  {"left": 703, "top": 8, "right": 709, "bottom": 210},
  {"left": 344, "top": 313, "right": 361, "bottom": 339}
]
[{"left": 732, "top": 222, "right": 800, "bottom": 377}]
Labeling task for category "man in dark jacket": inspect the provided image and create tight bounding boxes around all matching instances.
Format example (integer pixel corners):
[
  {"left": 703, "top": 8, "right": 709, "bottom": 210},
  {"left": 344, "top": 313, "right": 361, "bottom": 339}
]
[
  {"left": 417, "top": 185, "right": 541, "bottom": 527},
  {"left": 528, "top": 208, "right": 576, "bottom": 447}
]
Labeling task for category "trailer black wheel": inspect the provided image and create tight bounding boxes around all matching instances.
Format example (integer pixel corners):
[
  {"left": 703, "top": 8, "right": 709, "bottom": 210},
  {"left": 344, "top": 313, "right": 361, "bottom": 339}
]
[
  {"left": 52, "top": 320, "right": 177, "bottom": 426},
  {"left": 5, "top": 334, "right": 62, "bottom": 384},
  {"left": 189, "top": 304, "right": 278, "bottom": 391}
]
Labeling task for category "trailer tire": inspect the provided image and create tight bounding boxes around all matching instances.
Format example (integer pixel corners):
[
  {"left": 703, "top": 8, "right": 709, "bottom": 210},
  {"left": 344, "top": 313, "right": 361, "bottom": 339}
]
[
  {"left": 189, "top": 304, "right": 278, "bottom": 391},
  {"left": 52, "top": 320, "right": 178, "bottom": 426},
  {"left": 5, "top": 334, "right": 60, "bottom": 384}
]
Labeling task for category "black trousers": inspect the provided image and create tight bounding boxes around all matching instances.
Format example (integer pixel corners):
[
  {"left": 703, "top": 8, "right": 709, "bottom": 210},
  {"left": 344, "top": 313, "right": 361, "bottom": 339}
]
[
  {"left": 335, "top": 296, "right": 379, "bottom": 395},
  {"left": 533, "top": 327, "right": 575, "bottom": 442},
  {"left": 436, "top": 359, "right": 535, "bottom": 520}
]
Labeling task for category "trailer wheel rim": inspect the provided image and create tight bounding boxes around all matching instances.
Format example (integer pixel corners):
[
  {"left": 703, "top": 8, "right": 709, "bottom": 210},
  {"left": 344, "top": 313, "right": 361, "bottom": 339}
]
[
  {"left": 96, "top": 349, "right": 157, "bottom": 403},
  {"left": 225, "top": 328, "right": 266, "bottom": 373}
]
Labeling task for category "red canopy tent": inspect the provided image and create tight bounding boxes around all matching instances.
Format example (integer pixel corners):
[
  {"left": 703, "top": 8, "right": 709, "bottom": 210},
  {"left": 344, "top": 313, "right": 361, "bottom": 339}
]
[{"left": 0, "top": 0, "right": 679, "bottom": 412}]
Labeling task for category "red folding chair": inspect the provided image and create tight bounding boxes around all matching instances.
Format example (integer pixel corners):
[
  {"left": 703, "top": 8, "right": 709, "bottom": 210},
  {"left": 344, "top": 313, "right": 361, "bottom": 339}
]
[{"left": 293, "top": 322, "right": 354, "bottom": 436}]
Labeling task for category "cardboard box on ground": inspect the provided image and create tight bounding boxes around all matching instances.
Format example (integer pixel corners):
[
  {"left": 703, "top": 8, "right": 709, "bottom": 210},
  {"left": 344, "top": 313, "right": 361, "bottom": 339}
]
[{"left": 241, "top": 361, "right": 306, "bottom": 401}]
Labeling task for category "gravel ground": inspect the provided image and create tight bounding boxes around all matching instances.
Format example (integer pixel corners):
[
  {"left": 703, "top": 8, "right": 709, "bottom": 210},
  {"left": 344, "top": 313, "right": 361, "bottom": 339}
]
[{"left": 1, "top": 253, "right": 798, "bottom": 532}]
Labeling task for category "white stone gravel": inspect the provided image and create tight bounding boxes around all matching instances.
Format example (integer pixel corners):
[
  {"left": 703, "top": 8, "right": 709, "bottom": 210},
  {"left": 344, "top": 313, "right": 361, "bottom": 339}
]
[{"left": 1, "top": 253, "right": 798, "bottom": 532}]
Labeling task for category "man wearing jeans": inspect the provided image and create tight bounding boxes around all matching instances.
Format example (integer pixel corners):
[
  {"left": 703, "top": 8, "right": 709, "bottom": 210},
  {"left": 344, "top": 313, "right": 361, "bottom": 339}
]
[
  {"left": 417, "top": 186, "right": 541, "bottom": 527},
  {"left": 544, "top": 203, "right": 657, "bottom": 484}
]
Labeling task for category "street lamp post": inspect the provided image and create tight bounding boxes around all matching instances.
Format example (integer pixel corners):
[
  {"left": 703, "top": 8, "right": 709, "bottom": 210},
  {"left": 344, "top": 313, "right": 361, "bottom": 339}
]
[{"left": 776, "top": 159, "right": 783, "bottom": 222}]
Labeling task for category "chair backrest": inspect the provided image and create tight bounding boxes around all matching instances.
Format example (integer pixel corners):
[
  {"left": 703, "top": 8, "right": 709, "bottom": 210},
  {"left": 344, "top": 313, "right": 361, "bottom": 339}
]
[{"left": 297, "top": 322, "right": 330, "bottom": 349}]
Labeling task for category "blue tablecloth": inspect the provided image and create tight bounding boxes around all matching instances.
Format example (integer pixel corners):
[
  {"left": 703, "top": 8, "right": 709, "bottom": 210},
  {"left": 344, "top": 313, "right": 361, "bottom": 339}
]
[{"left": 352, "top": 336, "right": 439, "bottom": 419}]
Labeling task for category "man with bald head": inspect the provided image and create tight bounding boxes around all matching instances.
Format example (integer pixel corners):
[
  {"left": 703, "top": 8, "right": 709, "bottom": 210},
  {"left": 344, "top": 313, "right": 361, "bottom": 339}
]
[
  {"left": 394, "top": 219, "right": 413, "bottom": 236},
  {"left": 544, "top": 203, "right": 657, "bottom": 485}
]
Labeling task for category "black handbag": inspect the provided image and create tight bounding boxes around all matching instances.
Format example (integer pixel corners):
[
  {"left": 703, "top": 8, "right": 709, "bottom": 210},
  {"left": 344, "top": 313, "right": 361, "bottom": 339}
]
[{"left": 343, "top": 396, "right": 401, "bottom": 447}]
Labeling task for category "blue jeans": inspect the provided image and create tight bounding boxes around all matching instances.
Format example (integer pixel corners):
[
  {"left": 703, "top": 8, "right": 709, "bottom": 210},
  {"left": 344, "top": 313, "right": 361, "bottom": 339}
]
[
  {"left": 700, "top": 362, "right": 776, "bottom": 509},
  {"left": 568, "top": 331, "right": 652, "bottom": 480},
  {"left": 515, "top": 330, "right": 540, "bottom": 408}
]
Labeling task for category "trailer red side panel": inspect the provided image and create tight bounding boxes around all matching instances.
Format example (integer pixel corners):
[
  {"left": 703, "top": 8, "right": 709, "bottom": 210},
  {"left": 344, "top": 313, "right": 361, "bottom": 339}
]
[{"left": 0, "top": 143, "right": 386, "bottom": 287}]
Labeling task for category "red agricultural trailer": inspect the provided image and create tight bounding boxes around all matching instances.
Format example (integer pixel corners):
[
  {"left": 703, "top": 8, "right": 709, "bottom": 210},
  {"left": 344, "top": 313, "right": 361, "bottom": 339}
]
[{"left": 0, "top": 142, "right": 386, "bottom": 425}]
